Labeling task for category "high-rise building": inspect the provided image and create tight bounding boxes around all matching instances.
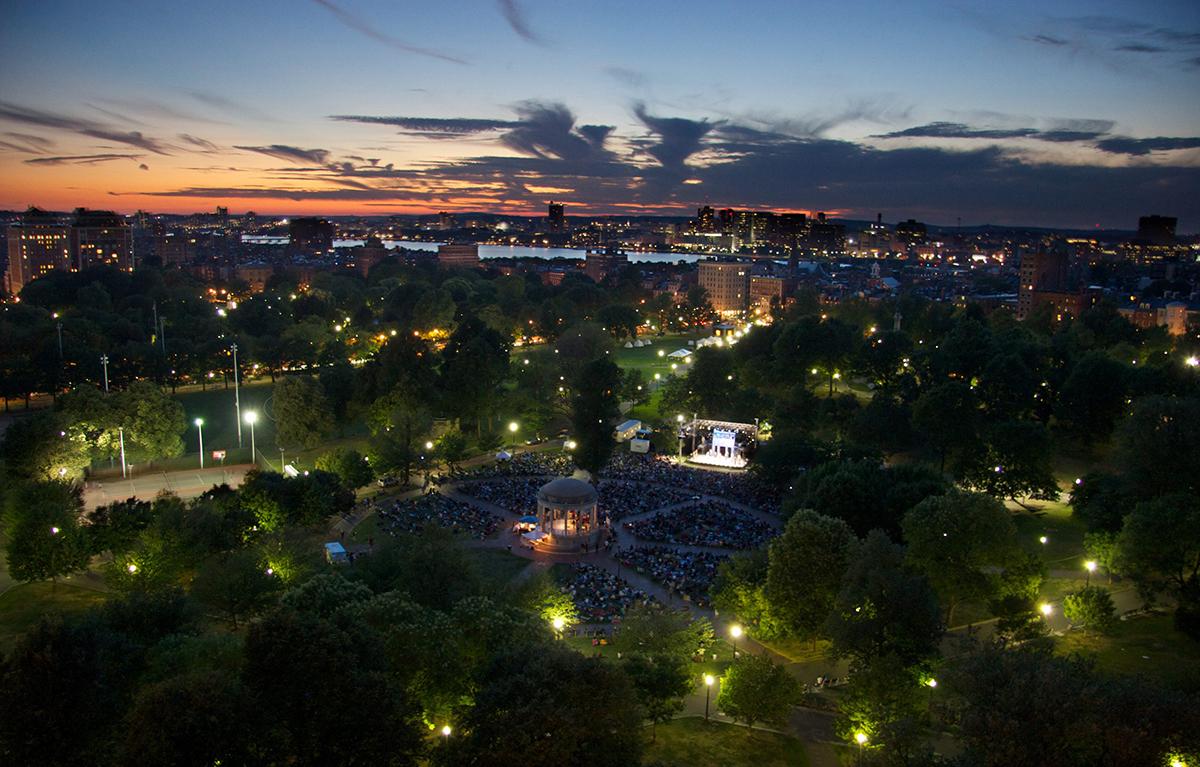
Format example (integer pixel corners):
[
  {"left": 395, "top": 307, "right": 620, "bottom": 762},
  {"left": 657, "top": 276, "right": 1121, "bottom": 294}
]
[
  {"left": 548, "top": 202, "right": 565, "bottom": 231},
  {"left": 1017, "top": 244, "right": 1087, "bottom": 321},
  {"left": 696, "top": 206, "right": 716, "bottom": 232},
  {"left": 288, "top": 217, "right": 334, "bottom": 256},
  {"left": 698, "top": 260, "right": 751, "bottom": 315},
  {"left": 895, "top": 218, "right": 927, "bottom": 246},
  {"left": 4, "top": 207, "right": 70, "bottom": 295},
  {"left": 1136, "top": 215, "right": 1177, "bottom": 246},
  {"left": 71, "top": 208, "right": 132, "bottom": 272},
  {"left": 437, "top": 243, "right": 481, "bottom": 269},
  {"left": 346, "top": 235, "right": 389, "bottom": 277},
  {"left": 584, "top": 244, "right": 628, "bottom": 283}
]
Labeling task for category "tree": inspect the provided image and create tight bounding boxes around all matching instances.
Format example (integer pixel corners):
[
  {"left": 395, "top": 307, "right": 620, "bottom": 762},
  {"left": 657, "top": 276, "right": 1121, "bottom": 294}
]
[
  {"left": 434, "top": 429, "right": 469, "bottom": 471},
  {"left": 946, "top": 644, "right": 1200, "bottom": 767},
  {"left": 272, "top": 376, "right": 334, "bottom": 449},
  {"left": 571, "top": 357, "right": 622, "bottom": 477},
  {"left": 120, "top": 672, "right": 254, "bottom": 767},
  {"left": 597, "top": 303, "right": 641, "bottom": 339},
  {"left": 825, "top": 530, "right": 943, "bottom": 666},
  {"left": 611, "top": 605, "right": 714, "bottom": 662},
  {"left": 3, "top": 481, "right": 91, "bottom": 586},
  {"left": 315, "top": 447, "right": 374, "bottom": 489},
  {"left": 369, "top": 388, "right": 433, "bottom": 485},
  {"left": 716, "top": 653, "right": 800, "bottom": 730},
  {"left": 437, "top": 643, "right": 644, "bottom": 767},
  {"left": 190, "top": 549, "right": 280, "bottom": 628},
  {"left": 902, "top": 492, "right": 1019, "bottom": 625},
  {"left": 1070, "top": 472, "right": 1136, "bottom": 533},
  {"left": 711, "top": 550, "right": 786, "bottom": 639},
  {"left": 1055, "top": 352, "right": 1129, "bottom": 446},
  {"left": 834, "top": 654, "right": 930, "bottom": 763},
  {"left": 1117, "top": 493, "right": 1200, "bottom": 637},
  {"left": 1114, "top": 396, "right": 1200, "bottom": 497},
  {"left": 765, "top": 510, "right": 858, "bottom": 643},
  {"left": 0, "top": 410, "right": 92, "bottom": 481},
  {"left": 85, "top": 497, "right": 154, "bottom": 555},
  {"left": 624, "top": 653, "right": 692, "bottom": 741},
  {"left": 1062, "top": 585, "right": 1116, "bottom": 632},
  {"left": 1082, "top": 531, "right": 1120, "bottom": 582},
  {"left": 959, "top": 420, "right": 1060, "bottom": 503},
  {"left": 117, "top": 380, "right": 186, "bottom": 462},
  {"left": 912, "top": 381, "right": 980, "bottom": 472},
  {"left": 440, "top": 315, "right": 510, "bottom": 434}
]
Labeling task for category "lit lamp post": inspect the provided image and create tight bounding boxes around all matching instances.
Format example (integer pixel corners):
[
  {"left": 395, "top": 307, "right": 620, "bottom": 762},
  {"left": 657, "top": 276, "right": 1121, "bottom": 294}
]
[
  {"left": 244, "top": 411, "right": 258, "bottom": 465},
  {"left": 855, "top": 732, "right": 868, "bottom": 765},
  {"left": 508, "top": 420, "right": 519, "bottom": 450},
  {"left": 194, "top": 418, "right": 205, "bottom": 469},
  {"left": 552, "top": 616, "right": 565, "bottom": 638},
  {"left": 729, "top": 624, "right": 743, "bottom": 657},
  {"left": 231, "top": 343, "right": 242, "bottom": 447},
  {"left": 1084, "top": 560, "right": 1097, "bottom": 586},
  {"left": 441, "top": 724, "right": 451, "bottom": 745},
  {"left": 1040, "top": 602, "right": 1053, "bottom": 620},
  {"left": 100, "top": 354, "right": 110, "bottom": 392},
  {"left": 703, "top": 674, "right": 715, "bottom": 722},
  {"left": 676, "top": 414, "right": 685, "bottom": 460}
]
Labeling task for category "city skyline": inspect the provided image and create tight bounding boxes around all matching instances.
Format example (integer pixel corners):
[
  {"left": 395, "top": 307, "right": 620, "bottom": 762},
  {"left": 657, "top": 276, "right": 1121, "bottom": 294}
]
[{"left": 2, "top": 0, "right": 1199, "bottom": 229}]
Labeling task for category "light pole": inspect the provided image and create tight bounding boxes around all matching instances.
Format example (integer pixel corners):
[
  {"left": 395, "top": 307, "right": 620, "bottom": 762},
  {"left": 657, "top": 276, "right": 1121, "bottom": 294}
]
[
  {"left": 194, "top": 418, "right": 205, "bottom": 469},
  {"left": 100, "top": 354, "right": 109, "bottom": 392},
  {"left": 855, "top": 732, "right": 868, "bottom": 765},
  {"left": 552, "top": 616, "right": 565, "bottom": 637},
  {"left": 118, "top": 426, "right": 127, "bottom": 479},
  {"left": 232, "top": 343, "right": 242, "bottom": 447},
  {"left": 1084, "top": 560, "right": 1097, "bottom": 586},
  {"left": 244, "top": 411, "right": 257, "bottom": 465},
  {"left": 729, "top": 624, "right": 742, "bottom": 657},
  {"left": 703, "top": 674, "right": 715, "bottom": 722},
  {"left": 508, "top": 420, "right": 519, "bottom": 451},
  {"left": 280, "top": 447, "right": 286, "bottom": 473},
  {"left": 440, "top": 724, "right": 451, "bottom": 745},
  {"left": 56, "top": 322, "right": 64, "bottom": 358},
  {"left": 676, "top": 414, "right": 685, "bottom": 460}
]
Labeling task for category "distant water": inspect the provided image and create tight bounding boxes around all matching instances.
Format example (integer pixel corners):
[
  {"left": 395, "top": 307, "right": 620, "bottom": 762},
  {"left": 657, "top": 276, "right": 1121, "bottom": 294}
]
[{"left": 242, "top": 236, "right": 702, "bottom": 265}]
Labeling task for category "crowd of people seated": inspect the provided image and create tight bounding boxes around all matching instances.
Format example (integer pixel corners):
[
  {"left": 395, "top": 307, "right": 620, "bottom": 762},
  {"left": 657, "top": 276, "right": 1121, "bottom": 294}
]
[
  {"left": 378, "top": 494, "right": 499, "bottom": 539},
  {"left": 561, "top": 563, "right": 654, "bottom": 623},
  {"left": 603, "top": 453, "right": 780, "bottom": 513},
  {"left": 457, "top": 476, "right": 692, "bottom": 521},
  {"left": 622, "top": 500, "right": 777, "bottom": 549},
  {"left": 615, "top": 546, "right": 727, "bottom": 607}
]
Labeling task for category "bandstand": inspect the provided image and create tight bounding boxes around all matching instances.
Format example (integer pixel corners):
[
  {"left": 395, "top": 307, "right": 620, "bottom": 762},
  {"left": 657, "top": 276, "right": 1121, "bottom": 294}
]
[{"left": 534, "top": 476, "right": 601, "bottom": 552}]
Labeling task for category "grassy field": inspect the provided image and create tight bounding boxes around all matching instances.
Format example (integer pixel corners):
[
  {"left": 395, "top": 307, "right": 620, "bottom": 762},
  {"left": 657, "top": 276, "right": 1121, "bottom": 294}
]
[
  {"left": 756, "top": 636, "right": 834, "bottom": 664},
  {"left": 0, "top": 582, "right": 109, "bottom": 653},
  {"left": 1055, "top": 613, "right": 1200, "bottom": 689},
  {"left": 643, "top": 718, "right": 809, "bottom": 767},
  {"left": 1009, "top": 499, "right": 1088, "bottom": 569},
  {"left": 514, "top": 332, "right": 697, "bottom": 380}
]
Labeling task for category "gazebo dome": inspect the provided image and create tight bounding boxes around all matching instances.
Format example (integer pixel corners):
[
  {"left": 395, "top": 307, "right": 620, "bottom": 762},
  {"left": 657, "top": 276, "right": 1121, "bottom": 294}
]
[{"left": 537, "top": 476, "right": 597, "bottom": 505}]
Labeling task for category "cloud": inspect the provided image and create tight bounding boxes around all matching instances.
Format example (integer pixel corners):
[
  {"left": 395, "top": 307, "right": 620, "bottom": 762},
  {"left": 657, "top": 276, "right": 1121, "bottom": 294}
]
[
  {"left": 186, "top": 90, "right": 277, "bottom": 123},
  {"left": 139, "top": 164, "right": 150, "bottom": 171},
  {"left": 25, "top": 153, "right": 144, "bottom": 166},
  {"left": 0, "top": 100, "right": 172, "bottom": 154},
  {"left": 179, "top": 133, "right": 220, "bottom": 152},
  {"left": 497, "top": 0, "right": 546, "bottom": 45},
  {"left": 632, "top": 103, "right": 716, "bottom": 171},
  {"left": 605, "top": 67, "right": 647, "bottom": 88},
  {"left": 499, "top": 101, "right": 612, "bottom": 162},
  {"left": 311, "top": 0, "right": 467, "bottom": 64},
  {"left": 1116, "top": 43, "right": 1166, "bottom": 53},
  {"left": 875, "top": 120, "right": 1112, "bottom": 144},
  {"left": 235, "top": 144, "right": 332, "bottom": 164},
  {"left": 330, "top": 114, "right": 517, "bottom": 137},
  {"left": 1095, "top": 136, "right": 1200, "bottom": 155},
  {"left": 5, "top": 132, "right": 55, "bottom": 150}
]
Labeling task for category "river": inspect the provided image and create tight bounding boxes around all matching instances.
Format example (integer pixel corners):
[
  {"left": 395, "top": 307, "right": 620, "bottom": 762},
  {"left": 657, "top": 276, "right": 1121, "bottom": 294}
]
[{"left": 241, "top": 236, "right": 703, "bottom": 264}]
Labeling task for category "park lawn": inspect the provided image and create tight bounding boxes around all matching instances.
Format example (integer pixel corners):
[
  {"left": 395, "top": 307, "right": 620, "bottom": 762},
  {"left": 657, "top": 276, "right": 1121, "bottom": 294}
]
[
  {"left": 470, "top": 547, "right": 530, "bottom": 588},
  {"left": 1010, "top": 499, "right": 1087, "bottom": 569},
  {"left": 643, "top": 718, "right": 809, "bottom": 767},
  {"left": 1055, "top": 613, "right": 1200, "bottom": 688},
  {"left": 756, "top": 636, "right": 833, "bottom": 664},
  {"left": 0, "top": 581, "right": 109, "bottom": 652},
  {"left": 628, "top": 388, "right": 665, "bottom": 423}
]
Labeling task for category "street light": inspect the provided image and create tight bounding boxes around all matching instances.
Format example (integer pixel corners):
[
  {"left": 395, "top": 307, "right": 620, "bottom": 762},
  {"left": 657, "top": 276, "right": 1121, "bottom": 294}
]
[
  {"left": 231, "top": 343, "right": 243, "bottom": 447},
  {"left": 194, "top": 418, "right": 205, "bottom": 469},
  {"left": 676, "top": 414, "right": 685, "bottom": 460},
  {"left": 855, "top": 732, "right": 868, "bottom": 765},
  {"left": 704, "top": 674, "right": 715, "bottom": 721},
  {"left": 1039, "top": 535, "right": 1048, "bottom": 545},
  {"left": 100, "top": 354, "right": 109, "bottom": 392},
  {"left": 729, "top": 624, "right": 743, "bottom": 656},
  {"left": 244, "top": 411, "right": 258, "bottom": 465},
  {"left": 1040, "top": 602, "right": 1053, "bottom": 618},
  {"left": 441, "top": 724, "right": 451, "bottom": 744},
  {"left": 552, "top": 616, "right": 565, "bottom": 637},
  {"left": 1085, "top": 560, "right": 1097, "bottom": 586}
]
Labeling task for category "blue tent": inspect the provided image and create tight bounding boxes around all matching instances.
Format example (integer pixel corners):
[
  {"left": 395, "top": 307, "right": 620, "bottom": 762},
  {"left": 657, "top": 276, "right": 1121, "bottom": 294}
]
[{"left": 518, "top": 515, "right": 538, "bottom": 524}]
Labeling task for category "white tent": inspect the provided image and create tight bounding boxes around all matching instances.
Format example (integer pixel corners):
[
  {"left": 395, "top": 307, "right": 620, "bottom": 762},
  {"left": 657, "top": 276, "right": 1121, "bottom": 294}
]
[
  {"left": 495, "top": 450, "right": 512, "bottom": 461},
  {"left": 623, "top": 341, "right": 634, "bottom": 348},
  {"left": 668, "top": 349, "right": 692, "bottom": 359}
]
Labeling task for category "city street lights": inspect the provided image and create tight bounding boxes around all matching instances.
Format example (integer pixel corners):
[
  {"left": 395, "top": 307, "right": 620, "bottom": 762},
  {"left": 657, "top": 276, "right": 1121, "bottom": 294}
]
[
  {"left": 1040, "top": 602, "right": 1053, "bottom": 618},
  {"left": 100, "top": 354, "right": 109, "bottom": 392},
  {"left": 508, "top": 420, "right": 519, "bottom": 450},
  {"left": 441, "top": 724, "right": 451, "bottom": 744},
  {"left": 194, "top": 418, "right": 205, "bottom": 469},
  {"left": 676, "top": 414, "right": 685, "bottom": 460},
  {"left": 729, "top": 624, "right": 743, "bottom": 656},
  {"left": 1085, "top": 560, "right": 1097, "bottom": 586},
  {"left": 118, "top": 426, "right": 127, "bottom": 479},
  {"left": 703, "top": 674, "right": 715, "bottom": 722},
  {"left": 552, "top": 616, "right": 565, "bottom": 638},
  {"left": 244, "top": 411, "right": 258, "bottom": 465}
]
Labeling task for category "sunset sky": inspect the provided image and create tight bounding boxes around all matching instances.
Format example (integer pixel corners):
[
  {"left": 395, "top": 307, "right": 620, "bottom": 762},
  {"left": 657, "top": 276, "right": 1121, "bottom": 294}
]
[{"left": 1, "top": 0, "right": 1198, "bottom": 228}]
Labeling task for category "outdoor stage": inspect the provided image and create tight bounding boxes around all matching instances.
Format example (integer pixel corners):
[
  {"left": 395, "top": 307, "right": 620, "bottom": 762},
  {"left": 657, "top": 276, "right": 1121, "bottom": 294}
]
[{"left": 678, "top": 418, "right": 759, "bottom": 469}]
